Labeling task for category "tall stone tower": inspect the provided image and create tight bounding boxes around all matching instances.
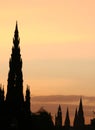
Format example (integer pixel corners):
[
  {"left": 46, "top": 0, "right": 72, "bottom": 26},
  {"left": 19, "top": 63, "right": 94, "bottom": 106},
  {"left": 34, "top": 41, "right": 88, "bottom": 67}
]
[{"left": 6, "top": 22, "right": 24, "bottom": 115}]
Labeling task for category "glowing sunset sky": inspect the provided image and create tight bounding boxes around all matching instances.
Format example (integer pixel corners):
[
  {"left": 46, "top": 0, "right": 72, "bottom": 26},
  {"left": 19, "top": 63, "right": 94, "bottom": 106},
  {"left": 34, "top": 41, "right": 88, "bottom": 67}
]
[{"left": 0, "top": 0, "right": 95, "bottom": 96}]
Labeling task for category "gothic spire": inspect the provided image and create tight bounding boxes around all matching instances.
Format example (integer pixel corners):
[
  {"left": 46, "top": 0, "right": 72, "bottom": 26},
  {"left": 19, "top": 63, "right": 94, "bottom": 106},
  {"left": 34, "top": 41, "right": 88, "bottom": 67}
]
[
  {"left": 6, "top": 22, "right": 24, "bottom": 114},
  {"left": 73, "top": 108, "right": 78, "bottom": 127},
  {"left": 79, "top": 98, "right": 83, "bottom": 111},
  {"left": 78, "top": 98, "right": 85, "bottom": 126},
  {"left": 64, "top": 107, "right": 70, "bottom": 127},
  {"left": 15, "top": 21, "right": 18, "bottom": 31},
  {"left": 25, "top": 85, "right": 31, "bottom": 114},
  {"left": 55, "top": 105, "right": 62, "bottom": 127},
  {"left": 13, "top": 21, "right": 20, "bottom": 47},
  {"left": 58, "top": 105, "right": 61, "bottom": 112}
]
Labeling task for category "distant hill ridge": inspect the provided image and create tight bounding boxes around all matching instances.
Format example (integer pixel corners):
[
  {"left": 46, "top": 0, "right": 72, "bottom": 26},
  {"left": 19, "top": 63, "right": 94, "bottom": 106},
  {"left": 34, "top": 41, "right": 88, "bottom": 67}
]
[{"left": 32, "top": 95, "right": 95, "bottom": 103}]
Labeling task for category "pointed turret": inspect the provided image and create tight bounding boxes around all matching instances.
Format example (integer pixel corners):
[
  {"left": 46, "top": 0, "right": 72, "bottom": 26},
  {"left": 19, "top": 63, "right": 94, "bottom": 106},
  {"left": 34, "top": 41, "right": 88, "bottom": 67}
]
[
  {"left": 73, "top": 108, "right": 78, "bottom": 127},
  {"left": 64, "top": 107, "right": 70, "bottom": 127},
  {"left": 77, "top": 98, "right": 85, "bottom": 126},
  {"left": 55, "top": 105, "right": 62, "bottom": 127},
  {"left": 58, "top": 105, "right": 61, "bottom": 111},
  {"left": 25, "top": 85, "right": 31, "bottom": 115}
]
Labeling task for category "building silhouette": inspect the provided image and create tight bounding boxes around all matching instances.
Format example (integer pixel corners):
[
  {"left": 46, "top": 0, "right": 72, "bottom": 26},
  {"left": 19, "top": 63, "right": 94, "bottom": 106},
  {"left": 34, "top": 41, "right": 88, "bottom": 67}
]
[
  {"left": 0, "top": 23, "right": 95, "bottom": 130},
  {"left": 64, "top": 107, "right": 70, "bottom": 127},
  {"left": 55, "top": 105, "right": 62, "bottom": 127},
  {"left": 6, "top": 21, "right": 25, "bottom": 117},
  {"left": 3, "top": 22, "right": 31, "bottom": 129},
  {"left": 25, "top": 85, "right": 31, "bottom": 115},
  {"left": 0, "top": 22, "right": 54, "bottom": 130},
  {"left": 73, "top": 108, "right": 78, "bottom": 127},
  {"left": 77, "top": 98, "right": 85, "bottom": 127},
  {"left": 32, "top": 107, "right": 54, "bottom": 130}
]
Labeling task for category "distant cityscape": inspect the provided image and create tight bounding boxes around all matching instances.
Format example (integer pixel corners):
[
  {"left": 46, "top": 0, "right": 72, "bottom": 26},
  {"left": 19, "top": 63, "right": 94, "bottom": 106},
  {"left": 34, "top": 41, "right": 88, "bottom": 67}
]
[
  {"left": 0, "top": 23, "right": 95, "bottom": 130},
  {"left": 32, "top": 95, "right": 95, "bottom": 125}
]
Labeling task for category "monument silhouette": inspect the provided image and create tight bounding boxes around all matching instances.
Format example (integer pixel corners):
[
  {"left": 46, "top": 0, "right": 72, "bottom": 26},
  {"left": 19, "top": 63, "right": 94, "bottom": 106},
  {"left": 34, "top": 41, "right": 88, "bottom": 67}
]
[{"left": 0, "top": 23, "right": 95, "bottom": 130}]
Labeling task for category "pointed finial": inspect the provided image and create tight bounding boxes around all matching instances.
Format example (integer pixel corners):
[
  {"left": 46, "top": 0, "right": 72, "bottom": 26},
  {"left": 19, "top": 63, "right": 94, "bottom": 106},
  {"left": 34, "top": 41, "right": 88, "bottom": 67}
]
[
  {"left": 26, "top": 84, "right": 30, "bottom": 90},
  {"left": 79, "top": 97, "right": 82, "bottom": 106},
  {"left": 13, "top": 21, "right": 20, "bottom": 46},
  {"left": 74, "top": 108, "right": 78, "bottom": 119},
  {"left": 58, "top": 104, "right": 62, "bottom": 112},
  {"left": 73, "top": 108, "right": 78, "bottom": 127},
  {"left": 64, "top": 107, "right": 70, "bottom": 127},
  {"left": 15, "top": 21, "right": 18, "bottom": 32}
]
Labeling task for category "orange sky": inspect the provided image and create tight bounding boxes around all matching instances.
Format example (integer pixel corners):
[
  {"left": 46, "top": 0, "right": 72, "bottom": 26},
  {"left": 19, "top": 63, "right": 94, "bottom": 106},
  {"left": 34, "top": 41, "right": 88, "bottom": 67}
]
[{"left": 0, "top": 0, "right": 95, "bottom": 96}]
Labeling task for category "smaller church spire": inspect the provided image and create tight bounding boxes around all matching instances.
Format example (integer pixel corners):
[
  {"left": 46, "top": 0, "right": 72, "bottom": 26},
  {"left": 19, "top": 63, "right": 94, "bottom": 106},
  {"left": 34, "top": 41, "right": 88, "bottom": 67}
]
[
  {"left": 64, "top": 107, "right": 70, "bottom": 127},
  {"left": 73, "top": 108, "right": 78, "bottom": 127},
  {"left": 78, "top": 98, "right": 85, "bottom": 126},
  {"left": 25, "top": 85, "right": 31, "bottom": 115},
  {"left": 55, "top": 105, "right": 62, "bottom": 127},
  {"left": 58, "top": 105, "right": 61, "bottom": 112}
]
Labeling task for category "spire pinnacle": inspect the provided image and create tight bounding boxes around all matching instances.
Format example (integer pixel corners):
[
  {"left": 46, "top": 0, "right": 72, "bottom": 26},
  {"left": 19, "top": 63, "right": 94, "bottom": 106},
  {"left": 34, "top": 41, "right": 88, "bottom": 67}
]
[
  {"left": 79, "top": 97, "right": 83, "bottom": 111},
  {"left": 64, "top": 107, "right": 70, "bottom": 127},
  {"left": 15, "top": 21, "right": 18, "bottom": 32},
  {"left": 78, "top": 97, "right": 85, "bottom": 126},
  {"left": 58, "top": 104, "right": 61, "bottom": 111},
  {"left": 73, "top": 108, "right": 78, "bottom": 127},
  {"left": 13, "top": 21, "right": 20, "bottom": 47}
]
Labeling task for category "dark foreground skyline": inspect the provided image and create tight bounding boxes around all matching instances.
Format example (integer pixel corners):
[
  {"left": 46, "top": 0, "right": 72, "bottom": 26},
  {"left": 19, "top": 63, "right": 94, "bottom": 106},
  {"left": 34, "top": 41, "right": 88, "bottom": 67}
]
[
  {"left": 0, "top": 23, "right": 95, "bottom": 130},
  {"left": 32, "top": 95, "right": 95, "bottom": 125}
]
